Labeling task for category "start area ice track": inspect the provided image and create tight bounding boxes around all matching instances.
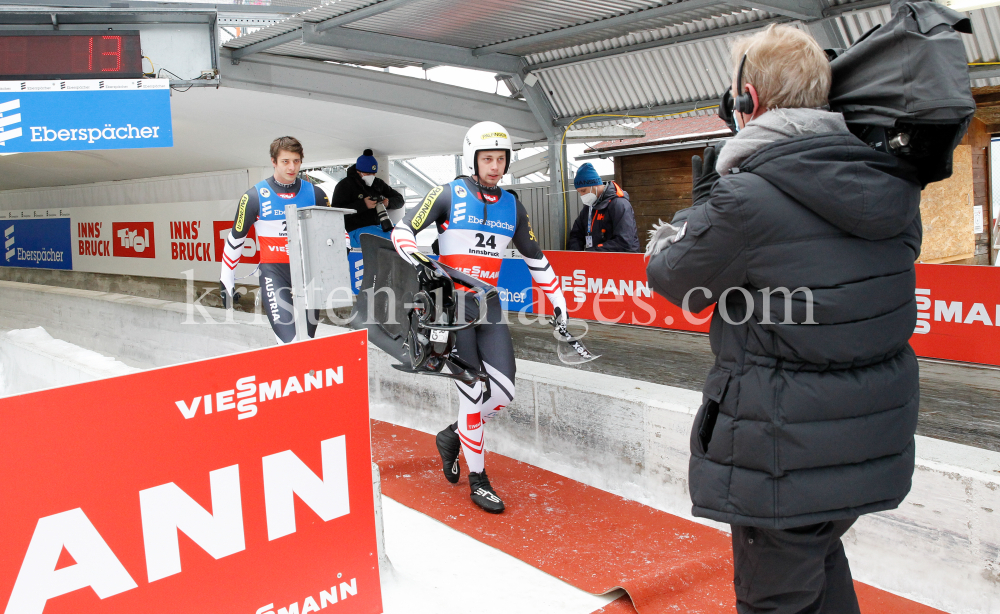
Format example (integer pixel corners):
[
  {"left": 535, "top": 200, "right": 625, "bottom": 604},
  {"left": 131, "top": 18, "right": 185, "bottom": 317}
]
[
  {"left": 370, "top": 420, "right": 945, "bottom": 614},
  {"left": 1, "top": 280, "right": 999, "bottom": 613}
]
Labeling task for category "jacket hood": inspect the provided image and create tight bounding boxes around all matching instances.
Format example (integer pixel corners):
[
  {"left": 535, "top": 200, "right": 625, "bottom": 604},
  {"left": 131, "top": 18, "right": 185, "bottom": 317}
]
[
  {"left": 739, "top": 134, "right": 921, "bottom": 241},
  {"left": 595, "top": 181, "right": 628, "bottom": 209}
]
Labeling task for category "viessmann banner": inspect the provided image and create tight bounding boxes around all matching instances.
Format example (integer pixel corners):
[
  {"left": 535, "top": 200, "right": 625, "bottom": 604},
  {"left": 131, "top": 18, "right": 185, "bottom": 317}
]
[
  {"left": 0, "top": 79, "right": 172, "bottom": 153},
  {"left": 533, "top": 251, "right": 1000, "bottom": 368},
  {"left": 0, "top": 330, "right": 381, "bottom": 614}
]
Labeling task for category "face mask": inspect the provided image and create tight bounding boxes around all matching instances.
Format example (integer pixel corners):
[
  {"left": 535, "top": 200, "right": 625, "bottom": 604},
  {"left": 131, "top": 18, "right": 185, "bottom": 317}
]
[
  {"left": 362, "top": 174, "right": 375, "bottom": 186},
  {"left": 580, "top": 191, "right": 598, "bottom": 207}
]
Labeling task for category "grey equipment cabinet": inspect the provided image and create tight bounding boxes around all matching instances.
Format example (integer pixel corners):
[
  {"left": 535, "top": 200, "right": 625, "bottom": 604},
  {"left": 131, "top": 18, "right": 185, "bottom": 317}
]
[{"left": 285, "top": 204, "right": 354, "bottom": 342}]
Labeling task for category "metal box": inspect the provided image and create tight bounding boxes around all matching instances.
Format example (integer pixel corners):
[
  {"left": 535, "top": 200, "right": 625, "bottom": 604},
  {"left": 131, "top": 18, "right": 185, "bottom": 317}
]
[{"left": 285, "top": 205, "right": 353, "bottom": 340}]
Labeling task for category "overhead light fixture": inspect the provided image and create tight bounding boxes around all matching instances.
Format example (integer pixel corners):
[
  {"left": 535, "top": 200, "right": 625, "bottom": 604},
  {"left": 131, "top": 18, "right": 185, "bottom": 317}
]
[{"left": 937, "top": 0, "right": 1000, "bottom": 12}]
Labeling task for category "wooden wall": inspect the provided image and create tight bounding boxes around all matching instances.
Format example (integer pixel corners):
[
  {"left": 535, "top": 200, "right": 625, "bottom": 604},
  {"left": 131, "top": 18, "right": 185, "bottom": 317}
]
[
  {"left": 614, "top": 148, "right": 695, "bottom": 250},
  {"left": 930, "top": 117, "right": 991, "bottom": 265},
  {"left": 969, "top": 118, "right": 992, "bottom": 265}
]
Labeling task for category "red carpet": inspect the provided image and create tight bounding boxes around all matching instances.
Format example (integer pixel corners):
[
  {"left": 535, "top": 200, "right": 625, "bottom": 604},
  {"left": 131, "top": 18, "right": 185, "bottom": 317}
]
[{"left": 371, "top": 420, "right": 946, "bottom": 614}]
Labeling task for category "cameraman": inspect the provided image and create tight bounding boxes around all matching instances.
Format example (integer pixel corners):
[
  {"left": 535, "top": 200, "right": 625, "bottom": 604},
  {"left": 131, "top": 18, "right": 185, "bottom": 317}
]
[
  {"left": 645, "top": 25, "right": 922, "bottom": 614},
  {"left": 332, "top": 149, "right": 404, "bottom": 247}
]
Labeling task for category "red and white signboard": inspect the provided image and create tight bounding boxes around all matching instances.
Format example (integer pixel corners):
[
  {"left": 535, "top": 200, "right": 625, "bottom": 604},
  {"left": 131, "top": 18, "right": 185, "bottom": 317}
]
[
  {"left": 536, "top": 251, "right": 1000, "bottom": 368},
  {"left": 0, "top": 330, "right": 381, "bottom": 614},
  {"left": 535, "top": 251, "right": 711, "bottom": 333},
  {"left": 5, "top": 203, "right": 260, "bottom": 283}
]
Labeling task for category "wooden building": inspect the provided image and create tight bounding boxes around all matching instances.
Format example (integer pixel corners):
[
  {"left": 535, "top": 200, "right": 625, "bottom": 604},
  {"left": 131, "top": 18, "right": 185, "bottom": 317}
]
[
  {"left": 584, "top": 115, "right": 731, "bottom": 250},
  {"left": 586, "top": 113, "right": 994, "bottom": 264}
]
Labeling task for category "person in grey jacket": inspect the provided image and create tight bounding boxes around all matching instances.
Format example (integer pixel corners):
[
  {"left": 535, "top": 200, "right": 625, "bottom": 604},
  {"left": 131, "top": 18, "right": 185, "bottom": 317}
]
[
  {"left": 645, "top": 25, "right": 922, "bottom": 613},
  {"left": 568, "top": 163, "right": 640, "bottom": 252}
]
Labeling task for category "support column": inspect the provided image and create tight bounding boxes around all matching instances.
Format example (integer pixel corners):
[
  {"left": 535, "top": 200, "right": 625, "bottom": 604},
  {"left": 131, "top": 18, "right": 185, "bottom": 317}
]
[
  {"left": 547, "top": 136, "right": 567, "bottom": 250},
  {"left": 374, "top": 153, "right": 390, "bottom": 184},
  {"left": 806, "top": 19, "right": 847, "bottom": 51}
]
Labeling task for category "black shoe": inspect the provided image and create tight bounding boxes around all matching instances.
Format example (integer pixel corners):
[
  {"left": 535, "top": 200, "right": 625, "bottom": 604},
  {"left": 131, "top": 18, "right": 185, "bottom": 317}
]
[
  {"left": 469, "top": 471, "right": 505, "bottom": 513},
  {"left": 435, "top": 423, "right": 461, "bottom": 484}
]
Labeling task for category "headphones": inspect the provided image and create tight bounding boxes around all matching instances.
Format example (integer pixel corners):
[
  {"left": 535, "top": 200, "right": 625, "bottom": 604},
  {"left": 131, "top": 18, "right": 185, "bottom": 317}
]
[{"left": 733, "top": 53, "right": 756, "bottom": 116}]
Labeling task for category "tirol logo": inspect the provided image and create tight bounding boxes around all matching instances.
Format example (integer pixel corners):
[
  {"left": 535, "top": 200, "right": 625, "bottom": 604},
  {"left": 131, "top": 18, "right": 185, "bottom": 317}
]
[
  {"left": 112, "top": 221, "right": 156, "bottom": 258},
  {"left": 278, "top": 192, "right": 295, "bottom": 199},
  {"left": 4, "top": 224, "right": 13, "bottom": 261},
  {"left": 0, "top": 99, "right": 22, "bottom": 146}
]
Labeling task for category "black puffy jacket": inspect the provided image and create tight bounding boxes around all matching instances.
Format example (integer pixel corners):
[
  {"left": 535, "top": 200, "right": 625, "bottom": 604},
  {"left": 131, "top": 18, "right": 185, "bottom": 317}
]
[{"left": 646, "top": 133, "right": 923, "bottom": 529}]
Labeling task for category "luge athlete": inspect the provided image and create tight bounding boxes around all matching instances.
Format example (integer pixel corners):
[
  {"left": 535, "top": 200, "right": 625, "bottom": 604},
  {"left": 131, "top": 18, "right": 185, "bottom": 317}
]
[
  {"left": 391, "top": 121, "right": 568, "bottom": 513},
  {"left": 220, "top": 136, "right": 330, "bottom": 343}
]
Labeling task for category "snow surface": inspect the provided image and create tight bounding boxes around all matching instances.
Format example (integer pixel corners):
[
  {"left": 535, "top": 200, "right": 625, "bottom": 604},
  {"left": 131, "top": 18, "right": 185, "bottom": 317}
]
[
  {"left": 0, "top": 327, "right": 138, "bottom": 397},
  {"left": 379, "top": 496, "right": 622, "bottom": 613}
]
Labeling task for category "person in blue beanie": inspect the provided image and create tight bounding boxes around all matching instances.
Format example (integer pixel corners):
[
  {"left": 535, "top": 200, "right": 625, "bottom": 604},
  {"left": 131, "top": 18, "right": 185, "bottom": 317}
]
[
  {"left": 567, "top": 162, "right": 640, "bottom": 252},
  {"left": 332, "top": 149, "right": 404, "bottom": 247}
]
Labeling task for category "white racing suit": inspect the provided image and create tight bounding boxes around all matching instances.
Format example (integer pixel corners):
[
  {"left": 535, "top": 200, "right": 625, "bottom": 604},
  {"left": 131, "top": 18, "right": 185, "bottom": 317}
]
[{"left": 391, "top": 177, "right": 567, "bottom": 473}]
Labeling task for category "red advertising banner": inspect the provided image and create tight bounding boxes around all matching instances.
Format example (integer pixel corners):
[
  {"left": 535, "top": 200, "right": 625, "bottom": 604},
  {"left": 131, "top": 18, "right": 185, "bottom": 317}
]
[
  {"left": 536, "top": 251, "right": 1000, "bottom": 367},
  {"left": 0, "top": 330, "right": 381, "bottom": 614},
  {"left": 535, "top": 251, "right": 712, "bottom": 334},
  {"left": 910, "top": 263, "right": 1000, "bottom": 366}
]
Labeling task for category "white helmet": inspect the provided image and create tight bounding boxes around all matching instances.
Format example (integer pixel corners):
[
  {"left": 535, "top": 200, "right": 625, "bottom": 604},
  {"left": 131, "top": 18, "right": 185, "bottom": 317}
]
[{"left": 462, "top": 121, "right": 512, "bottom": 177}]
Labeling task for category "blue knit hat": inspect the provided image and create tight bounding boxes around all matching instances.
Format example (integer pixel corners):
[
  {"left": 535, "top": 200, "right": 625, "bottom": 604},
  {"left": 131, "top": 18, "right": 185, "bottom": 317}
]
[
  {"left": 356, "top": 149, "right": 378, "bottom": 173},
  {"left": 573, "top": 162, "right": 602, "bottom": 188}
]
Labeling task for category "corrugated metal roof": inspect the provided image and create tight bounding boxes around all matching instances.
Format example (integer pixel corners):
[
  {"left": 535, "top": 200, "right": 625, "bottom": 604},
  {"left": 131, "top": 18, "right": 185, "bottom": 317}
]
[
  {"left": 223, "top": 0, "right": 376, "bottom": 49},
  {"left": 523, "top": 7, "right": 776, "bottom": 67},
  {"left": 223, "top": 0, "right": 998, "bottom": 123},
  {"left": 534, "top": 27, "right": 737, "bottom": 117},
  {"left": 346, "top": 0, "right": 757, "bottom": 55}
]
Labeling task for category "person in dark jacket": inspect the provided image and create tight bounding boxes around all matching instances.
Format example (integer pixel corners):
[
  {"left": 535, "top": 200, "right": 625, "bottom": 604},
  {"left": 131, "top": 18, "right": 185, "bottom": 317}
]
[
  {"left": 645, "top": 25, "right": 922, "bottom": 614},
  {"left": 568, "top": 162, "right": 640, "bottom": 252},
  {"left": 332, "top": 149, "right": 404, "bottom": 248}
]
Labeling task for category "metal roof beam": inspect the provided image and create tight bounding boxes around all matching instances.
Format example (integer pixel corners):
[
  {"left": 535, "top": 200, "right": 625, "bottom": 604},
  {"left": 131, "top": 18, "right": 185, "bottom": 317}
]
[
  {"left": 230, "top": 30, "right": 301, "bottom": 60},
  {"left": 390, "top": 160, "right": 436, "bottom": 195},
  {"left": 302, "top": 24, "right": 523, "bottom": 73},
  {"left": 231, "top": 0, "right": 418, "bottom": 59},
  {"left": 311, "top": 0, "right": 418, "bottom": 33},
  {"left": 970, "top": 65, "right": 1000, "bottom": 81},
  {"left": 510, "top": 72, "right": 559, "bottom": 139},
  {"left": 472, "top": 0, "right": 724, "bottom": 56},
  {"left": 554, "top": 99, "right": 719, "bottom": 127},
  {"left": 731, "top": 0, "right": 823, "bottom": 20},
  {"left": 219, "top": 51, "right": 545, "bottom": 139}
]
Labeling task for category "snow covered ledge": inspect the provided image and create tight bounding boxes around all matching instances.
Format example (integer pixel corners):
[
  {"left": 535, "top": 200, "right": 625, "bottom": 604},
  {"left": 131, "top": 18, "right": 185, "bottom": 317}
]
[{"left": 0, "top": 280, "right": 997, "bottom": 612}]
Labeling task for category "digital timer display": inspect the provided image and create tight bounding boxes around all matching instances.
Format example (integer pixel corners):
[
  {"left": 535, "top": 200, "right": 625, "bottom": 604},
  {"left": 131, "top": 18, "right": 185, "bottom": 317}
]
[{"left": 0, "top": 31, "right": 143, "bottom": 80}]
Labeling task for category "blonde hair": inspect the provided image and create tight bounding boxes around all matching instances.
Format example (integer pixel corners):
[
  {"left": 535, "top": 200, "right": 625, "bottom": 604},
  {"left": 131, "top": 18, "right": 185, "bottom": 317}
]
[{"left": 730, "top": 25, "right": 831, "bottom": 110}]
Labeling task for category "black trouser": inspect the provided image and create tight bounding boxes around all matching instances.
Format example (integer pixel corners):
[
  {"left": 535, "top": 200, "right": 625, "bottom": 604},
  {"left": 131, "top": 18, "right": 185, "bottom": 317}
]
[
  {"left": 258, "top": 263, "right": 320, "bottom": 344},
  {"left": 731, "top": 518, "right": 861, "bottom": 614}
]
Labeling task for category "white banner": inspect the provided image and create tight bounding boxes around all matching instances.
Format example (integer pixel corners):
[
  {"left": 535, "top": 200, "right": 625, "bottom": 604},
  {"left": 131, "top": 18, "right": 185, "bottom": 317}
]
[{"left": 3, "top": 201, "right": 261, "bottom": 283}]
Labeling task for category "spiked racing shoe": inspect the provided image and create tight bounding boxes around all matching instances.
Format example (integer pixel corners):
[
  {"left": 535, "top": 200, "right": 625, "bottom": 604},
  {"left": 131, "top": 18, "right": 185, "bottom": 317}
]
[
  {"left": 469, "top": 471, "right": 505, "bottom": 513},
  {"left": 436, "top": 423, "right": 461, "bottom": 484}
]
